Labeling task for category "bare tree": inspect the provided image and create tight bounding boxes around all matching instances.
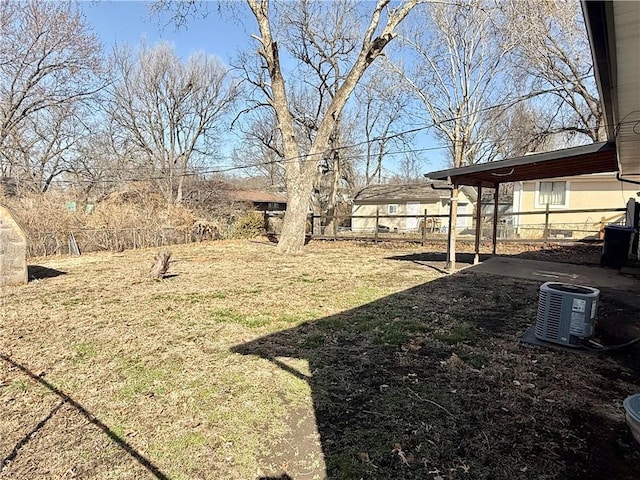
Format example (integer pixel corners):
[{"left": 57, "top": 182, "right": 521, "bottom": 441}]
[
  {"left": 390, "top": 155, "right": 428, "bottom": 184},
  {"left": 393, "top": 0, "right": 512, "bottom": 169},
  {"left": 247, "top": 0, "right": 421, "bottom": 252},
  {"left": 477, "top": 102, "right": 564, "bottom": 161},
  {"left": 232, "top": 111, "right": 286, "bottom": 188},
  {"left": 278, "top": 0, "right": 367, "bottom": 234},
  {"left": 69, "top": 122, "right": 129, "bottom": 202},
  {"left": 108, "top": 42, "right": 238, "bottom": 204},
  {"left": 0, "top": 1, "right": 103, "bottom": 182},
  {"left": 2, "top": 103, "right": 83, "bottom": 193},
  {"left": 503, "top": 0, "right": 605, "bottom": 143},
  {"left": 157, "top": 0, "right": 421, "bottom": 252},
  {"left": 355, "top": 67, "right": 417, "bottom": 185}
]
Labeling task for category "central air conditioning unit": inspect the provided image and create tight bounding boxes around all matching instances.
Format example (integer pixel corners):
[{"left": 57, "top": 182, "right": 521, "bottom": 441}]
[{"left": 535, "top": 282, "right": 600, "bottom": 347}]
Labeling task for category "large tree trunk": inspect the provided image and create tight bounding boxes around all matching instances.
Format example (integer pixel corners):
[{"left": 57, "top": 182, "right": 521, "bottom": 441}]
[
  {"left": 277, "top": 171, "right": 315, "bottom": 253},
  {"left": 247, "top": 0, "right": 420, "bottom": 254},
  {"left": 324, "top": 158, "right": 341, "bottom": 235}
]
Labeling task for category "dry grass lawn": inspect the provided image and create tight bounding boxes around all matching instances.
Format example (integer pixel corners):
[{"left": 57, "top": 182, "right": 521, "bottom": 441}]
[
  {"left": 1, "top": 239, "right": 639, "bottom": 479},
  {"left": 1, "top": 240, "right": 441, "bottom": 479}
]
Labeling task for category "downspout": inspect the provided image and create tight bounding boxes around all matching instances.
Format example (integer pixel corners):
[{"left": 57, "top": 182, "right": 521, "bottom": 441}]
[
  {"left": 448, "top": 184, "right": 459, "bottom": 272},
  {"left": 617, "top": 172, "right": 640, "bottom": 186},
  {"left": 428, "top": 179, "right": 456, "bottom": 271},
  {"left": 514, "top": 181, "right": 523, "bottom": 236}
]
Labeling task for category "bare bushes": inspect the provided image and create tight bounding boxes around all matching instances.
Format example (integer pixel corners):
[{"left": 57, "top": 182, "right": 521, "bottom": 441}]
[
  {"left": 1, "top": 177, "right": 279, "bottom": 257},
  {"left": 266, "top": 213, "right": 284, "bottom": 235},
  {"left": 1, "top": 184, "right": 228, "bottom": 257},
  {"left": 191, "top": 219, "right": 221, "bottom": 242},
  {"left": 181, "top": 178, "right": 250, "bottom": 238},
  {"left": 2, "top": 192, "right": 84, "bottom": 256},
  {"left": 79, "top": 184, "right": 197, "bottom": 252}
]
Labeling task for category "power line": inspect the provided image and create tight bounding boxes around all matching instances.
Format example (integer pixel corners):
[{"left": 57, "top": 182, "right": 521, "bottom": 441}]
[{"left": 6, "top": 77, "right": 625, "bottom": 187}]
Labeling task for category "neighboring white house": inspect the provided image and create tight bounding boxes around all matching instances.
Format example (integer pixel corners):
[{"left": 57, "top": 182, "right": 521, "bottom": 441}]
[
  {"left": 512, "top": 172, "right": 636, "bottom": 238},
  {"left": 351, "top": 182, "right": 476, "bottom": 233}
]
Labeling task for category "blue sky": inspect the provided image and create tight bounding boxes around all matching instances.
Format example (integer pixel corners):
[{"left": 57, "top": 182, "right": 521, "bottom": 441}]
[
  {"left": 81, "top": 1, "right": 253, "bottom": 62},
  {"left": 80, "top": 1, "right": 445, "bottom": 175}
]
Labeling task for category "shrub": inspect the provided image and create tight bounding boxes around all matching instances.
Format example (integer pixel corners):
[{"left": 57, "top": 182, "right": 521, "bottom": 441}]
[
  {"left": 229, "top": 211, "right": 265, "bottom": 239},
  {"left": 266, "top": 215, "right": 284, "bottom": 234}
]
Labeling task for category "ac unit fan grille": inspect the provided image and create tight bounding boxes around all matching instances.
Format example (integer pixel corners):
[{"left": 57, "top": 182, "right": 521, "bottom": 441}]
[{"left": 536, "top": 290, "right": 563, "bottom": 340}]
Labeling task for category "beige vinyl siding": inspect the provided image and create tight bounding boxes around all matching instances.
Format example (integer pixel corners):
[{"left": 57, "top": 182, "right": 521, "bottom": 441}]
[{"left": 516, "top": 174, "right": 633, "bottom": 238}]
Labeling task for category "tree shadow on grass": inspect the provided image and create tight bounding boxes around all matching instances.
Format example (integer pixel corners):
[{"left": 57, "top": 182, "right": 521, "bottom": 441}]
[
  {"left": 386, "top": 251, "right": 490, "bottom": 264},
  {"left": 232, "top": 269, "right": 640, "bottom": 480},
  {"left": 28, "top": 265, "right": 66, "bottom": 281},
  {"left": 0, "top": 353, "right": 170, "bottom": 479}
]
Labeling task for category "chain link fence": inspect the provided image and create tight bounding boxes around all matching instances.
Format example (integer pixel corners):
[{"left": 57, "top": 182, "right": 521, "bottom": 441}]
[
  {"left": 308, "top": 207, "right": 627, "bottom": 243},
  {"left": 26, "top": 226, "right": 221, "bottom": 258}
]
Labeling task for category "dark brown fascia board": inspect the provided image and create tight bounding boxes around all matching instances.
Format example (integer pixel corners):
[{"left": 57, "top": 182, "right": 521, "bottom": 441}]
[{"left": 424, "top": 142, "right": 614, "bottom": 184}]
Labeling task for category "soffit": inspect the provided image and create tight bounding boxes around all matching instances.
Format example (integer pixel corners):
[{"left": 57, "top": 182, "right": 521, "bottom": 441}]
[
  {"left": 425, "top": 142, "right": 617, "bottom": 188},
  {"left": 613, "top": 1, "right": 640, "bottom": 176}
]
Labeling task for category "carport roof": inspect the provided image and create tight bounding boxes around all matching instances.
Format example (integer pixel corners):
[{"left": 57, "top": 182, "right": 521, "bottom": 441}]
[{"left": 425, "top": 141, "right": 617, "bottom": 188}]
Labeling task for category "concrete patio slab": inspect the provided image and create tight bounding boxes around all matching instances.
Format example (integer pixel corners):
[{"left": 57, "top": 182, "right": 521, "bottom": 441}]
[
  {"left": 463, "top": 256, "right": 640, "bottom": 349},
  {"left": 464, "top": 256, "right": 640, "bottom": 293}
]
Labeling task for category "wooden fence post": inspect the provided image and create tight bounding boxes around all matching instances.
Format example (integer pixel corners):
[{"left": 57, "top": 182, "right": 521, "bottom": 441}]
[
  {"left": 375, "top": 207, "right": 379, "bottom": 244},
  {"left": 422, "top": 209, "right": 428, "bottom": 246},
  {"left": 474, "top": 185, "right": 483, "bottom": 264},
  {"left": 543, "top": 204, "right": 550, "bottom": 240}
]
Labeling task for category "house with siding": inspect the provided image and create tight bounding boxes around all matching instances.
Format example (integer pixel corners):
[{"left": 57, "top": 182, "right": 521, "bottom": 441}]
[
  {"left": 351, "top": 182, "right": 476, "bottom": 233},
  {"left": 512, "top": 172, "right": 634, "bottom": 239}
]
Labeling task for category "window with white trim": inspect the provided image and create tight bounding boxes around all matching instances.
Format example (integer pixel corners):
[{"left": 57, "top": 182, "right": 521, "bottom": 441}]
[
  {"left": 537, "top": 181, "right": 567, "bottom": 207},
  {"left": 388, "top": 204, "right": 398, "bottom": 215}
]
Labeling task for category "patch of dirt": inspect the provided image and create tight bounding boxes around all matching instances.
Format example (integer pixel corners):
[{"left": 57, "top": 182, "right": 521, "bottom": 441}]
[{"left": 257, "top": 404, "right": 325, "bottom": 480}]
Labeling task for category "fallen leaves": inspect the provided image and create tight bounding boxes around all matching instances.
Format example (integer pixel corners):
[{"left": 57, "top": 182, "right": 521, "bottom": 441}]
[{"left": 392, "top": 443, "right": 413, "bottom": 466}]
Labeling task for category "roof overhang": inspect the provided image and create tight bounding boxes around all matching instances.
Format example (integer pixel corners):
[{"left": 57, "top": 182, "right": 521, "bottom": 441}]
[
  {"left": 582, "top": 1, "right": 640, "bottom": 177},
  {"left": 425, "top": 142, "right": 617, "bottom": 188}
]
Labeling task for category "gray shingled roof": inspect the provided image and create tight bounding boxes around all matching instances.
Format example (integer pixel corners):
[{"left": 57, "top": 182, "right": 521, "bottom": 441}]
[
  {"left": 353, "top": 181, "right": 455, "bottom": 203},
  {"left": 228, "top": 188, "right": 287, "bottom": 204}
]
